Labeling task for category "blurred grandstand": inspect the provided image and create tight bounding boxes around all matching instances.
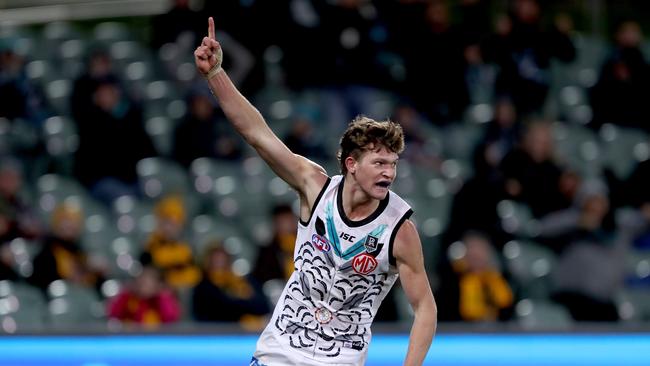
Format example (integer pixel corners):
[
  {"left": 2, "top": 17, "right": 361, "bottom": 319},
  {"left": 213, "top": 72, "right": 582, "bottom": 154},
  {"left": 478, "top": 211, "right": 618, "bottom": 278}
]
[{"left": 0, "top": 0, "right": 650, "bottom": 341}]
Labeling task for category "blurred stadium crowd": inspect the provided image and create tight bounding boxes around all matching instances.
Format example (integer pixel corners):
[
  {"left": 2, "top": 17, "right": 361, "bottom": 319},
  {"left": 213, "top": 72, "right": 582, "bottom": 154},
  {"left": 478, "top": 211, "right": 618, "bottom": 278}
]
[{"left": 1, "top": 0, "right": 650, "bottom": 333}]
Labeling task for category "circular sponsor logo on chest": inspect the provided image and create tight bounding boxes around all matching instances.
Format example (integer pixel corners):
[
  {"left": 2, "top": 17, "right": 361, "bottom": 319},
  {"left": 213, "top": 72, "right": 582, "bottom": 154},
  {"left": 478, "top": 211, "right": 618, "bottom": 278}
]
[
  {"left": 352, "top": 253, "right": 378, "bottom": 275},
  {"left": 314, "top": 307, "right": 333, "bottom": 324},
  {"left": 311, "top": 234, "right": 330, "bottom": 252}
]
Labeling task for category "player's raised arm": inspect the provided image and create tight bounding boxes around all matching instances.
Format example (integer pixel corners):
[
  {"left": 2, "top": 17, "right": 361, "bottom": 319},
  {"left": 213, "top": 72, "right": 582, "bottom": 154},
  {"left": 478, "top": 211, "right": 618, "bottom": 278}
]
[
  {"left": 394, "top": 220, "right": 437, "bottom": 366},
  {"left": 194, "top": 17, "right": 326, "bottom": 200}
]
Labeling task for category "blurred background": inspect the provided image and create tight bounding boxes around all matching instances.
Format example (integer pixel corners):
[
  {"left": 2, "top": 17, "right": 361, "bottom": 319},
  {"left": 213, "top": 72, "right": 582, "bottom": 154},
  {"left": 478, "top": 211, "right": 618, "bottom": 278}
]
[{"left": 1, "top": 0, "right": 650, "bottom": 364}]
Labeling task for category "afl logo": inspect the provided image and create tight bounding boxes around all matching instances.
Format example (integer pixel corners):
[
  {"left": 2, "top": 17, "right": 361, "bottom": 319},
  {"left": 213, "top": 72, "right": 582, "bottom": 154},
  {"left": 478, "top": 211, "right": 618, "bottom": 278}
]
[
  {"left": 311, "top": 234, "right": 330, "bottom": 252},
  {"left": 352, "top": 253, "right": 378, "bottom": 275}
]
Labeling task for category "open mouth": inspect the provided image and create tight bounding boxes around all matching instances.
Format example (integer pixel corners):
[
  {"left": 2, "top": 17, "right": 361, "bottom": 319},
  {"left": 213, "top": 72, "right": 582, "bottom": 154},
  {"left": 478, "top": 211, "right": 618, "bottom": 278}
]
[{"left": 376, "top": 181, "right": 391, "bottom": 188}]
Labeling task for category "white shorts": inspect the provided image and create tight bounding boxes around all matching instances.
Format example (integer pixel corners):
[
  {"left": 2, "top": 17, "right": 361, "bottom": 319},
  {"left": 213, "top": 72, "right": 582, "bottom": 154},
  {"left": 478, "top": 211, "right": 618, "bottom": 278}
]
[{"left": 253, "top": 330, "right": 367, "bottom": 366}]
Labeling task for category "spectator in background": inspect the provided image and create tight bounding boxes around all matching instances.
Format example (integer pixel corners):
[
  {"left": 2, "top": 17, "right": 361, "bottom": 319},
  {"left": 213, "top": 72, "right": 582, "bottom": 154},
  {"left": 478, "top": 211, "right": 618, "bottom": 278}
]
[
  {"left": 107, "top": 265, "right": 181, "bottom": 328},
  {"left": 589, "top": 20, "right": 650, "bottom": 132},
  {"left": 171, "top": 85, "right": 242, "bottom": 168},
  {"left": 0, "top": 157, "right": 42, "bottom": 242},
  {"left": 609, "top": 157, "right": 650, "bottom": 251},
  {"left": 69, "top": 47, "right": 116, "bottom": 127},
  {"left": 499, "top": 120, "right": 576, "bottom": 218},
  {"left": 391, "top": 103, "right": 442, "bottom": 170},
  {"left": 73, "top": 75, "right": 156, "bottom": 205},
  {"left": 0, "top": 241, "right": 20, "bottom": 281},
  {"left": 192, "top": 241, "right": 269, "bottom": 329},
  {"left": 202, "top": 0, "right": 267, "bottom": 95},
  {"left": 140, "top": 195, "right": 201, "bottom": 289},
  {"left": 481, "top": 97, "right": 520, "bottom": 168},
  {"left": 535, "top": 179, "right": 622, "bottom": 321},
  {"left": 398, "top": 0, "right": 469, "bottom": 124},
  {"left": 457, "top": 231, "right": 513, "bottom": 321},
  {"left": 442, "top": 98, "right": 520, "bottom": 250},
  {"left": 437, "top": 231, "right": 514, "bottom": 322},
  {"left": 463, "top": 38, "right": 498, "bottom": 105},
  {"left": 252, "top": 204, "right": 297, "bottom": 285},
  {"left": 282, "top": 116, "right": 328, "bottom": 162},
  {"left": 150, "top": 0, "right": 204, "bottom": 49},
  {"left": 483, "top": 0, "right": 576, "bottom": 117},
  {"left": 29, "top": 203, "right": 105, "bottom": 294},
  {"left": 0, "top": 38, "right": 49, "bottom": 125},
  {"left": 282, "top": 0, "right": 393, "bottom": 129}
]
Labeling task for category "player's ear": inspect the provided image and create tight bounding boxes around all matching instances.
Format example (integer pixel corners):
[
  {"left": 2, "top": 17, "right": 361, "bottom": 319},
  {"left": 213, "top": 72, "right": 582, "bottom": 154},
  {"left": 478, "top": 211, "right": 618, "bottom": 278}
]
[{"left": 345, "top": 156, "right": 357, "bottom": 174}]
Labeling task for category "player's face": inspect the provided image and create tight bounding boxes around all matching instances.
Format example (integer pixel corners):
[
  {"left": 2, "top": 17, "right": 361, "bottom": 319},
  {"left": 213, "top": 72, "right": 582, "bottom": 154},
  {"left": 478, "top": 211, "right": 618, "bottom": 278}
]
[{"left": 353, "top": 145, "right": 398, "bottom": 200}]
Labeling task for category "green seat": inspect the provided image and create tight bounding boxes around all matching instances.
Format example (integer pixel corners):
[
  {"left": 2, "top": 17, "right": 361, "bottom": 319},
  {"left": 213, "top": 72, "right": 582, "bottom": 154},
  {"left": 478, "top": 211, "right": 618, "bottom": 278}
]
[
  {"left": 515, "top": 299, "right": 573, "bottom": 330},
  {"left": 42, "top": 116, "right": 79, "bottom": 175},
  {"left": 145, "top": 116, "right": 175, "bottom": 157},
  {"left": 111, "top": 195, "right": 155, "bottom": 240},
  {"left": 94, "top": 22, "right": 133, "bottom": 43},
  {"left": 136, "top": 158, "right": 199, "bottom": 216},
  {"left": 617, "top": 287, "right": 650, "bottom": 322},
  {"left": 502, "top": 240, "right": 557, "bottom": 299},
  {"left": 190, "top": 157, "right": 277, "bottom": 218},
  {"left": 190, "top": 214, "right": 246, "bottom": 255},
  {"left": 497, "top": 200, "right": 537, "bottom": 237},
  {"left": 599, "top": 124, "right": 649, "bottom": 180},
  {"left": 553, "top": 122, "right": 602, "bottom": 178},
  {"left": 36, "top": 173, "right": 96, "bottom": 222},
  {"left": 0, "top": 281, "right": 48, "bottom": 332},
  {"left": 442, "top": 122, "right": 485, "bottom": 162},
  {"left": 47, "top": 280, "right": 105, "bottom": 329}
]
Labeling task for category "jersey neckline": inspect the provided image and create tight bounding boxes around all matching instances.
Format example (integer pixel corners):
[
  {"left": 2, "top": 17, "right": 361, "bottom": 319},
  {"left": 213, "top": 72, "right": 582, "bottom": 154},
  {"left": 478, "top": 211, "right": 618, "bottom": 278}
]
[{"left": 336, "top": 176, "right": 390, "bottom": 227}]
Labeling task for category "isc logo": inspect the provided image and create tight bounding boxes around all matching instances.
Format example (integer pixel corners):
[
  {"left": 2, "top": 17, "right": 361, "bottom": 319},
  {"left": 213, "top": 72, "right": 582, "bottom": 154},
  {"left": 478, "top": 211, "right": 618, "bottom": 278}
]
[
  {"left": 339, "top": 232, "right": 356, "bottom": 242},
  {"left": 352, "top": 253, "right": 378, "bottom": 275}
]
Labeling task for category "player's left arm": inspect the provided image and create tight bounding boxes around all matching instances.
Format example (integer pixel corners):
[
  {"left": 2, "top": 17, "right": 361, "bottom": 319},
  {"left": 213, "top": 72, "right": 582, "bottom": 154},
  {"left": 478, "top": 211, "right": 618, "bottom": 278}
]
[{"left": 394, "top": 219, "right": 437, "bottom": 366}]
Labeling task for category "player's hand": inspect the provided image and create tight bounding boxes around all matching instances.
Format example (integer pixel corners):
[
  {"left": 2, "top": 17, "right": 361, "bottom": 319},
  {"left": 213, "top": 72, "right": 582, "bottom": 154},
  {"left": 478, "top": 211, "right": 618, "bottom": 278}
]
[{"left": 194, "top": 17, "right": 223, "bottom": 78}]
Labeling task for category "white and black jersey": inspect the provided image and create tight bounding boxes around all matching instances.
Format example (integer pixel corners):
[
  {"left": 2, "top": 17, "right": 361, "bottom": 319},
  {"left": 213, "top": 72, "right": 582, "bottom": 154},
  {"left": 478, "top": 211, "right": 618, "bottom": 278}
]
[{"left": 254, "top": 175, "right": 413, "bottom": 366}]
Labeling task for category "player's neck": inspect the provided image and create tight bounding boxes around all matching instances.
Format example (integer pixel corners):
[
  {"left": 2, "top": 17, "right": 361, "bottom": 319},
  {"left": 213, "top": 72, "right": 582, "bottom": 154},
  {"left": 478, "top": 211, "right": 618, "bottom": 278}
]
[{"left": 341, "top": 175, "right": 380, "bottom": 221}]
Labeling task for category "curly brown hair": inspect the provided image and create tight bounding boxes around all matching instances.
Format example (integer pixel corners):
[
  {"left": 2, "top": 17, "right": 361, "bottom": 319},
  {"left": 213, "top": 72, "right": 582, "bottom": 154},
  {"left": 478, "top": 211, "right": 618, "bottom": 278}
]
[{"left": 337, "top": 116, "right": 405, "bottom": 175}]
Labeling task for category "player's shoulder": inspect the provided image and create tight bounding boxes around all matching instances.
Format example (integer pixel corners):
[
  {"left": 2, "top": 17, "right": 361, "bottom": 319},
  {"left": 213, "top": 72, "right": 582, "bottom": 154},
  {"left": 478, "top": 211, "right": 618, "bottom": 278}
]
[{"left": 388, "top": 189, "right": 412, "bottom": 212}]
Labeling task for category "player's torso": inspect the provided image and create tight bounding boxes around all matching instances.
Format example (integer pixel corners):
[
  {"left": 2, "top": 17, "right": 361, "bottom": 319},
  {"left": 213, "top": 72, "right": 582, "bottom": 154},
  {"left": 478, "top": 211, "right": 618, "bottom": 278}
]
[{"left": 262, "top": 176, "right": 412, "bottom": 364}]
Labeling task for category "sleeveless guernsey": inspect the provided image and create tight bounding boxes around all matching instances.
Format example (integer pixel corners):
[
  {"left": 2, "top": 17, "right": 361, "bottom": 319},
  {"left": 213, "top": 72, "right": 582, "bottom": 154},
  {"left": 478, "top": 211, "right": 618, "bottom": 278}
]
[{"left": 253, "top": 175, "right": 413, "bottom": 365}]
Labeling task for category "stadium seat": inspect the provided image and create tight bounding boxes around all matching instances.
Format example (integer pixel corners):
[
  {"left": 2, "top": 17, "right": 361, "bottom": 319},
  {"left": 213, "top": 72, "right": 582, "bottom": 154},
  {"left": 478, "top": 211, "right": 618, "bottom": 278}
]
[
  {"left": 45, "top": 78, "right": 72, "bottom": 115},
  {"left": 145, "top": 116, "right": 175, "bottom": 157},
  {"left": 617, "top": 287, "right": 650, "bottom": 322},
  {"left": 515, "top": 298, "right": 573, "bottom": 330},
  {"left": 35, "top": 173, "right": 91, "bottom": 220},
  {"left": 442, "top": 122, "right": 485, "bottom": 162},
  {"left": 599, "top": 124, "right": 650, "bottom": 180},
  {"left": 136, "top": 157, "right": 192, "bottom": 198},
  {"left": 42, "top": 116, "right": 79, "bottom": 175},
  {"left": 552, "top": 122, "right": 602, "bottom": 178},
  {"left": 502, "top": 240, "right": 557, "bottom": 300},
  {"left": 111, "top": 194, "right": 155, "bottom": 240},
  {"left": 497, "top": 200, "right": 537, "bottom": 237},
  {"left": 93, "top": 22, "right": 132, "bottom": 43},
  {"left": 7, "top": 118, "right": 41, "bottom": 157},
  {"left": 190, "top": 214, "right": 244, "bottom": 253},
  {"left": 0, "top": 280, "right": 48, "bottom": 332},
  {"left": 46, "top": 280, "right": 105, "bottom": 329}
]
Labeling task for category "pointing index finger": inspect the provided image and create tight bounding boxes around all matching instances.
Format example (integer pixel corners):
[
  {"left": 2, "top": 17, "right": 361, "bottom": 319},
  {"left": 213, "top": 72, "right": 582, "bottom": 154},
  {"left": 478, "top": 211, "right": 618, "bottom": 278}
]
[{"left": 208, "top": 17, "right": 215, "bottom": 40}]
